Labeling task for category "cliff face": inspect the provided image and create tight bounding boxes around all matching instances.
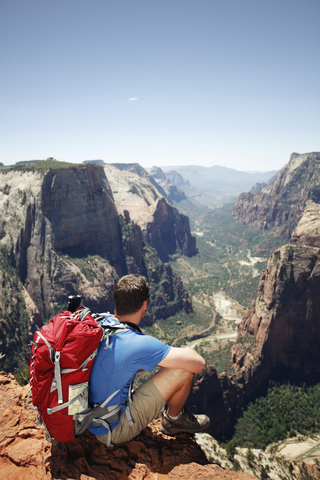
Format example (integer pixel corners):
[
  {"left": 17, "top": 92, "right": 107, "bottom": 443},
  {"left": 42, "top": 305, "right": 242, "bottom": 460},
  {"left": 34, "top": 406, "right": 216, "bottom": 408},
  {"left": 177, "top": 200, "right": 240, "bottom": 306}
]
[
  {"left": 290, "top": 200, "right": 320, "bottom": 248},
  {"left": 230, "top": 199, "right": 320, "bottom": 385},
  {"left": 0, "top": 162, "right": 194, "bottom": 369},
  {"left": 230, "top": 169, "right": 320, "bottom": 389},
  {"left": 104, "top": 164, "right": 197, "bottom": 261},
  {"left": 187, "top": 367, "right": 239, "bottom": 439},
  {"left": 0, "top": 246, "right": 42, "bottom": 372},
  {"left": 41, "top": 166, "right": 124, "bottom": 270},
  {"left": 0, "top": 166, "right": 124, "bottom": 320},
  {"left": 0, "top": 372, "right": 258, "bottom": 480},
  {"left": 148, "top": 166, "right": 187, "bottom": 204},
  {"left": 190, "top": 199, "right": 320, "bottom": 438},
  {"left": 231, "top": 244, "right": 320, "bottom": 384},
  {"left": 232, "top": 152, "right": 320, "bottom": 238}
]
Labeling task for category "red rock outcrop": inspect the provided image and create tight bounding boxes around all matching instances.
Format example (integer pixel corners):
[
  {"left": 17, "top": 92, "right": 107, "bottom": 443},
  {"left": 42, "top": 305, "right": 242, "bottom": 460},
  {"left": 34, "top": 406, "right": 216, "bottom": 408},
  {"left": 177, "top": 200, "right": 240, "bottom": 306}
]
[
  {"left": 0, "top": 372, "right": 257, "bottom": 479},
  {"left": 232, "top": 152, "right": 320, "bottom": 238}
]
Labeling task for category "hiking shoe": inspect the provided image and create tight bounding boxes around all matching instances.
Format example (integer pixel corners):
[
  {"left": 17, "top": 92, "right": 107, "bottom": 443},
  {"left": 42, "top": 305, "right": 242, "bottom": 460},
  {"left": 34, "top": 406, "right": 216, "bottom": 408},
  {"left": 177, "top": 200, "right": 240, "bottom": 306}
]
[{"left": 159, "top": 407, "right": 210, "bottom": 436}]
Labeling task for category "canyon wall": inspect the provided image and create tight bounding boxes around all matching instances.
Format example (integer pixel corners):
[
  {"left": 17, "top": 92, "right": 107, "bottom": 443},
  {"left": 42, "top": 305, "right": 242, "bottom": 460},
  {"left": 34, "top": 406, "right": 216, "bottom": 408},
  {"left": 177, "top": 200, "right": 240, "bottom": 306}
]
[
  {"left": 190, "top": 198, "right": 320, "bottom": 438},
  {"left": 148, "top": 166, "right": 187, "bottom": 204},
  {"left": 0, "top": 161, "right": 195, "bottom": 369},
  {"left": 232, "top": 152, "right": 320, "bottom": 238},
  {"left": 231, "top": 243, "right": 320, "bottom": 383},
  {"left": 104, "top": 164, "right": 196, "bottom": 260}
]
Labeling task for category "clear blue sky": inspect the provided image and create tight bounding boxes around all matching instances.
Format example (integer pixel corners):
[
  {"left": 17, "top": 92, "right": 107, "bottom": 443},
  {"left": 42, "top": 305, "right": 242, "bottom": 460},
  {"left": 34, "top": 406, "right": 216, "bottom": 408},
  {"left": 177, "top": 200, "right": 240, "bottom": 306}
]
[{"left": 1, "top": 0, "right": 319, "bottom": 172}]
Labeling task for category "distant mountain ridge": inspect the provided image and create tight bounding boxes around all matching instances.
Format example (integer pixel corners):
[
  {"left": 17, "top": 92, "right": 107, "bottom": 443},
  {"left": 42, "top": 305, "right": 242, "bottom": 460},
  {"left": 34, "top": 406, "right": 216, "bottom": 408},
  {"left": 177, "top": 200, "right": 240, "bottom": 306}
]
[
  {"left": 162, "top": 164, "right": 276, "bottom": 184},
  {"left": 150, "top": 164, "right": 277, "bottom": 208},
  {"left": 83, "top": 160, "right": 277, "bottom": 208}
]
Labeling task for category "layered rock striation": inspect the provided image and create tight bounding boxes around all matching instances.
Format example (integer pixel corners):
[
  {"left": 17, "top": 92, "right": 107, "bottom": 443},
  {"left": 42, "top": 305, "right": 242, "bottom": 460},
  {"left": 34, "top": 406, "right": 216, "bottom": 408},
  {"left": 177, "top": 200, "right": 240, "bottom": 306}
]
[
  {"left": 290, "top": 200, "right": 320, "bottom": 248},
  {"left": 230, "top": 199, "right": 320, "bottom": 389},
  {"left": 232, "top": 152, "right": 320, "bottom": 238},
  {"left": 0, "top": 165, "right": 124, "bottom": 321}
]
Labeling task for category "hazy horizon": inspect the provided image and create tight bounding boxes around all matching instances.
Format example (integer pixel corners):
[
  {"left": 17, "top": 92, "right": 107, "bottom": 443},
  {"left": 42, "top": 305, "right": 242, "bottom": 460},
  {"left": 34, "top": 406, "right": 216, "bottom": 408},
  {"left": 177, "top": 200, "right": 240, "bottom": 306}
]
[{"left": 3, "top": 157, "right": 281, "bottom": 175}]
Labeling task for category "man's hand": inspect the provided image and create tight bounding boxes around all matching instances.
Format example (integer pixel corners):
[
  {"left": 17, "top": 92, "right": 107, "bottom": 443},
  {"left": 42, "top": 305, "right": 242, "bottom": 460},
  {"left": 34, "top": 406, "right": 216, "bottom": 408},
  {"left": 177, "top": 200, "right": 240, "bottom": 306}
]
[{"left": 158, "top": 346, "right": 206, "bottom": 373}]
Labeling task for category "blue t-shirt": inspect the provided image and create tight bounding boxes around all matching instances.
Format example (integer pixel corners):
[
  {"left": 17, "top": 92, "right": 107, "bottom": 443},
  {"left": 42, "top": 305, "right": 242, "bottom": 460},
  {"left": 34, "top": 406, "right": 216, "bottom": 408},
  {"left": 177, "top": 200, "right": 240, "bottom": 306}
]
[{"left": 88, "top": 316, "right": 171, "bottom": 436}]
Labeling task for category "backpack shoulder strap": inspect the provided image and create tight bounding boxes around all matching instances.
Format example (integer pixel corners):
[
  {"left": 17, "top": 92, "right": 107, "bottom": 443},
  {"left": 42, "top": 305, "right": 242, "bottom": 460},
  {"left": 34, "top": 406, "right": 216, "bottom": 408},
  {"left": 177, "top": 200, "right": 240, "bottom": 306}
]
[{"left": 77, "top": 307, "right": 91, "bottom": 321}]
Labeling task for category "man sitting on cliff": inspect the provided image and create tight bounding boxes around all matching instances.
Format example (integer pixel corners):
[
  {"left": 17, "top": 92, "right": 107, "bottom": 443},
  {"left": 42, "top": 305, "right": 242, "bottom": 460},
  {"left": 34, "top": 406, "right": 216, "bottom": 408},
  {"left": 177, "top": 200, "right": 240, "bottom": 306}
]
[{"left": 88, "top": 273, "right": 210, "bottom": 446}]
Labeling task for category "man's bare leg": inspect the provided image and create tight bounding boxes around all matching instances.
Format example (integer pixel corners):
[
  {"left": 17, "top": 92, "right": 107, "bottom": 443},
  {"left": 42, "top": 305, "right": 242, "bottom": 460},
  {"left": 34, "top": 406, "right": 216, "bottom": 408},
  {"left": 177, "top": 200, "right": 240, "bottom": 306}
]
[
  {"left": 150, "top": 366, "right": 210, "bottom": 435},
  {"left": 150, "top": 367, "right": 194, "bottom": 417}
]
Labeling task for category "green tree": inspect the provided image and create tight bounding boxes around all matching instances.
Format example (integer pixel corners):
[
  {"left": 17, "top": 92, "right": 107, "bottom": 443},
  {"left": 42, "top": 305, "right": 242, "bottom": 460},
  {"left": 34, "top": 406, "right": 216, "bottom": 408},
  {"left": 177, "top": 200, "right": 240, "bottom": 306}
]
[
  {"left": 260, "top": 465, "right": 269, "bottom": 480},
  {"left": 246, "top": 446, "right": 254, "bottom": 466},
  {"left": 226, "top": 438, "right": 237, "bottom": 461}
]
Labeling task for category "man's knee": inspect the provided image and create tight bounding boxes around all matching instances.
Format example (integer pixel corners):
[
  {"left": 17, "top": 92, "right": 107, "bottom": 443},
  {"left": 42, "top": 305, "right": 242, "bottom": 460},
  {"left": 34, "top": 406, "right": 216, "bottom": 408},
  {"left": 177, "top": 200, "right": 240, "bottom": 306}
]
[
  {"left": 150, "top": 368, "right": 194, "bottom": 401},
  {"left": 152, "top": 367, "right": 194, "bottom": 384}
]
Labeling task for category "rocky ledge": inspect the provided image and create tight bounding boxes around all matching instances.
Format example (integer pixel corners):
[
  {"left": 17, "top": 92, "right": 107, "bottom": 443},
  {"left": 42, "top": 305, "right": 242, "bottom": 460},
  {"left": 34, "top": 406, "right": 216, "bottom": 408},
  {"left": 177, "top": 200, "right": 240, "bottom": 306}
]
[{"left": 0, "top": 372, "right": 257, "bottom": 480}]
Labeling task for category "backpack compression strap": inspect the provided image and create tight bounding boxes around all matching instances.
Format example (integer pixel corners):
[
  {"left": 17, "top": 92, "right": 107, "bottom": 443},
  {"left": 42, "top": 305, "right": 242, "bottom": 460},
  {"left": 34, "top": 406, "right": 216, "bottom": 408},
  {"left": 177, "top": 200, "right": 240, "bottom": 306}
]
[{"left": 73, "top": 388, "right": 121, "bottom": 446}]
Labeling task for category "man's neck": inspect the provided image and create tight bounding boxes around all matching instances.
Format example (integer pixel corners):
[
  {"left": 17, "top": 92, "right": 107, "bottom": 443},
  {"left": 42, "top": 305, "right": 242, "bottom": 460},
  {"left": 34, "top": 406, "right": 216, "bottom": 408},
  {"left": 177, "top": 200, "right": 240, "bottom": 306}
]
[
  {"left": 113, "top": 300, "right": 147, "bottom": 329},
  {"left": 113, "top": 314, "right": 142, "bottom": 333},
  {"left": 114, "top": 312, "right": 141, "bottom": 327}
]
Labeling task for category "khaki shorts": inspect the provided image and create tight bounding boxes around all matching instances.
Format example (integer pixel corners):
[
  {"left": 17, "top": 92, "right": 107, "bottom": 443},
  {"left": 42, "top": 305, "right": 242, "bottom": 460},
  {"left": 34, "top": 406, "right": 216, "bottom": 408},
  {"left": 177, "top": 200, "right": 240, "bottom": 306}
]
[{"left": 95, "top": 378, "right": 166, "bottom": 445}]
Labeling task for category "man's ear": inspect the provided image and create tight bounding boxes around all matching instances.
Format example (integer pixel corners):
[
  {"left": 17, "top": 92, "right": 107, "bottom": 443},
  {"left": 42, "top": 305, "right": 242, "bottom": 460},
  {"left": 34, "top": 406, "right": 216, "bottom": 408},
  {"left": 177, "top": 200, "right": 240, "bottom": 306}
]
[{"left": 139, "top": 299, "right": 148, "bottom": 320}]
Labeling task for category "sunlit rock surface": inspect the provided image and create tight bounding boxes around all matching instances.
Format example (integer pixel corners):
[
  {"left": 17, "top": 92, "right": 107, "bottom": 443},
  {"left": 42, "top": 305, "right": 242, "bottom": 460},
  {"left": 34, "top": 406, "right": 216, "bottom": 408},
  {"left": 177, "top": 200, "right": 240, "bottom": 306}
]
[{"left": 0, "top": 373, "right": 258, "bottom": 480}]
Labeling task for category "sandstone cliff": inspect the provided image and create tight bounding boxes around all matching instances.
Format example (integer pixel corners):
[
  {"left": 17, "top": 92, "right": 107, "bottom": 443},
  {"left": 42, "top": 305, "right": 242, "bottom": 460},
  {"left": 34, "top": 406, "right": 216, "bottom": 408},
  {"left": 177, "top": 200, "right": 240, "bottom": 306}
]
[
  {"left": 187, "top": 367, "right": 239, "bottom": 440},
  {"left": 231, "top": 243, "right": 320, "bottom": 384},
  {"left": 290, "top": 200, "right": 320, "bottom": 248},
  {"left": 0, "top": 161, "right": 194, "bottom": 369},
  {"left": 0, "top": 165, "right": 123, "bottom": 322},
  {"left": 191, "top": 242, "right": 320, "bottom": 438},
  {"left": 230, "top": 198, "right": 320, "bottom": 388},
  {"left": 189, "top": 199, "right": 320, "bottom": 440},
  {"left": 0, "top": 372, "right": 258, "bottom": 480},
  {"left": 105, "top": 164, "right": 196, "bottom": 260},
  {"left": 0, "top": 246, "right": 42, "bottom": 372},
  {"left": 232, "top": 152, "right": 320, "bottom": 238},
  {"left": 148, "top": 166, "right": 187, "bottom": 204}
]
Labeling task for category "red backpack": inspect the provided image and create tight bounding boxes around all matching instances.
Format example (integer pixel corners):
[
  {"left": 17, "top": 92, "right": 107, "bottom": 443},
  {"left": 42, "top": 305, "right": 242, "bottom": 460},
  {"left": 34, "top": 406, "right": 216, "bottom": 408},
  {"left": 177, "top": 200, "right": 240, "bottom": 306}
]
[
  {"left": 28, "top": 306, "right": 133, "bottom": 444},
  {"left": 28, "top": 307, "right": 103, "bottom": 442}
]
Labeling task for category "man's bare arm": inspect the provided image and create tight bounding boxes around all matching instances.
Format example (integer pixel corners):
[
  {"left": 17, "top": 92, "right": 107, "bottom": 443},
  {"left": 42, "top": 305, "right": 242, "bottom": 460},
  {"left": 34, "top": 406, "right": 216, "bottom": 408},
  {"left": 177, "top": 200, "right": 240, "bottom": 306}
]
[{"left": 158, "top": 346, "right": 206, "bottom": 373}]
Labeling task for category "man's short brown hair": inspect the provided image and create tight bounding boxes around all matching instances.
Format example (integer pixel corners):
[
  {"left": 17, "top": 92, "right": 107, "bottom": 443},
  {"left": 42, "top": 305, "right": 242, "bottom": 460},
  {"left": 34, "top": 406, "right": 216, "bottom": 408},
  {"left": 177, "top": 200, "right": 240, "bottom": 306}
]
[{"left": 113, "top": 274, "right": 149, "bottom": 316}]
